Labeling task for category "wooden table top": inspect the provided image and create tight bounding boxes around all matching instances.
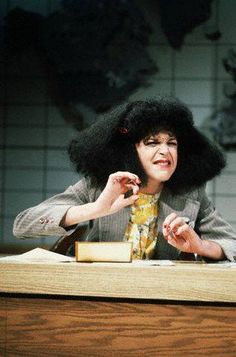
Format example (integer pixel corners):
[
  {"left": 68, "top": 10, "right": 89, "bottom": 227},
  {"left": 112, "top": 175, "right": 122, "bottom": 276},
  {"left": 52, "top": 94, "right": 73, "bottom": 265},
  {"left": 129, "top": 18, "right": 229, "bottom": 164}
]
[{"left": 1, "top": 259, "right": 236, "bottom": 302}]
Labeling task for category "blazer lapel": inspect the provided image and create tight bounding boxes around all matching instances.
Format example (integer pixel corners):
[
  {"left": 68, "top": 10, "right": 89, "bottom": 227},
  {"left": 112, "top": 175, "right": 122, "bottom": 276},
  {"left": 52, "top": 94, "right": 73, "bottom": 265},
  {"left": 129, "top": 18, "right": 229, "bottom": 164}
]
[
  {"left": 158, "top": 187, "right": 201, "bottom": 230},
  {"left": 99, "top": 206, "right": 131, "bottom": 242}
]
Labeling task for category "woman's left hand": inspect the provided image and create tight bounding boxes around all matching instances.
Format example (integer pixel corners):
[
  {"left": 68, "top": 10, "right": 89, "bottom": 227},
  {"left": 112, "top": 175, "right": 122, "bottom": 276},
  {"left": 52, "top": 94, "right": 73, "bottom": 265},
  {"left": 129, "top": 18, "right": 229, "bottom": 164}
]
[{"left": 163, "top": 213, "right": 203, "bottom": 254}]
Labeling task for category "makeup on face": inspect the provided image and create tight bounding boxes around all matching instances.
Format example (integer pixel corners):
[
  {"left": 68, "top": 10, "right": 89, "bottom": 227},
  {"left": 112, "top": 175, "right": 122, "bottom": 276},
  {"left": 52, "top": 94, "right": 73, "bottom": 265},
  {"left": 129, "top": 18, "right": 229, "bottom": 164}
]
[
  {"left": 135, "top": 131, "right": 178, "bottom": 194},
  {"left": 143, "top": 131, "right": 177, "bottom": 147}
]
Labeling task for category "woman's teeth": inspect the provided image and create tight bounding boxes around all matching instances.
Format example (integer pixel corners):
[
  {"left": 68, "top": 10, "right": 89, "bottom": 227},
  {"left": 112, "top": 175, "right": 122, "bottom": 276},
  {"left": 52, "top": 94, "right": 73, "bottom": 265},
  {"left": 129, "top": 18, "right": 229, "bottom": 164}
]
[{"left": 155, "top": 160, "right": 170, "bottom": 165}]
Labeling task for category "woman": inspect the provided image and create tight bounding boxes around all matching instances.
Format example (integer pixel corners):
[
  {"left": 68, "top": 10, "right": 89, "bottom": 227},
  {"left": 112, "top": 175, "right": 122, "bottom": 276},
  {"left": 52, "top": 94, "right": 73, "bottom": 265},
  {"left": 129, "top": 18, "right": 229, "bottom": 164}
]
[{"left": 13, "top": 97, "right": 236, "bottom": 261}]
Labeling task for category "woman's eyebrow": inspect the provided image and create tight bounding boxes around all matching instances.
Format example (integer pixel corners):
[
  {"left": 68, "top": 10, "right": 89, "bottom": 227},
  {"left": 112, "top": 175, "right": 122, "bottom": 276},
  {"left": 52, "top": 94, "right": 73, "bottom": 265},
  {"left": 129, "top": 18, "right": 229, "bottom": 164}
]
[
  {"left": 146, "top": 133, "right": 177, "bottom": 140},
  {"left": 155, "top": 135, "right": 177, "bottom": 140}
]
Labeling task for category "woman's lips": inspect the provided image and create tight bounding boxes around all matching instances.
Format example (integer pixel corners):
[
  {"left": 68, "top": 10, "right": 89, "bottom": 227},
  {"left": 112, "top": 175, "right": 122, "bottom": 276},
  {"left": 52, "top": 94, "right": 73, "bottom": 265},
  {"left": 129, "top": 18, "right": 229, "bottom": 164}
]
[{"left": 153, "top": 159, "right": 170, "bottom": 166}]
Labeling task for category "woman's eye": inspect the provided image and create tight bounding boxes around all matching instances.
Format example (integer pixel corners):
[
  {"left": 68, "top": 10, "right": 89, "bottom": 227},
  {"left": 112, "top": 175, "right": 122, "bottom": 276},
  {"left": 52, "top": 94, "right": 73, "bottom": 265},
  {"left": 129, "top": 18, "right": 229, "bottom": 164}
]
[
  {"left": 145, "top": 139, "right": 177, "bottom": 146},
  {"left": 146, "top": 141, "right": 158, "bottom": 146}
]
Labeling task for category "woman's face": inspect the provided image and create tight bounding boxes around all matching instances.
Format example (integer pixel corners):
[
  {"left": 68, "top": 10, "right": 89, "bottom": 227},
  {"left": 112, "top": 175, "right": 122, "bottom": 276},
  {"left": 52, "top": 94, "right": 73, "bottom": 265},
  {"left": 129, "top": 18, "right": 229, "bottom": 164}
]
[{"left": 135, "top": 131, "right": 178, "bottom": 193}]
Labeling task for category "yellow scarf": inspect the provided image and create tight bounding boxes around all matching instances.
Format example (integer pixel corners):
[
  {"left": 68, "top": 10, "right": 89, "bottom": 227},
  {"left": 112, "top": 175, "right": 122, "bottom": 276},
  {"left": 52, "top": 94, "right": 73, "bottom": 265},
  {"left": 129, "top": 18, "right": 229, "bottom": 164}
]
[{"left": 124, "top": 192, "right": 159, "bottom": 259}]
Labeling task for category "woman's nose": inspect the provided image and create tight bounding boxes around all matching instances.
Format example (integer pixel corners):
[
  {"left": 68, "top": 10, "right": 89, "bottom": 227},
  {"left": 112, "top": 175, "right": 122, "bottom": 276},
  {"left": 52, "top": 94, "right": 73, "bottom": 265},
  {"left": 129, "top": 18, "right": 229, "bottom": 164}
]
[{"left": 158, "top": 143, "right": 169, "bottom": 154}]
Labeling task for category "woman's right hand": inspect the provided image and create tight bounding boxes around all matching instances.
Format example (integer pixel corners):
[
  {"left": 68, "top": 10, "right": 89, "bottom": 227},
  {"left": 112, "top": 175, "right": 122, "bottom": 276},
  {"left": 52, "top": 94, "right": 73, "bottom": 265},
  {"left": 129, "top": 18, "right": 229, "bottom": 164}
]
[
  {"left": 61, "top": 172, "right": 140, "bottom": 227},
  {"left": 94, "top": 171, "right": 141, "bottom": 216}
]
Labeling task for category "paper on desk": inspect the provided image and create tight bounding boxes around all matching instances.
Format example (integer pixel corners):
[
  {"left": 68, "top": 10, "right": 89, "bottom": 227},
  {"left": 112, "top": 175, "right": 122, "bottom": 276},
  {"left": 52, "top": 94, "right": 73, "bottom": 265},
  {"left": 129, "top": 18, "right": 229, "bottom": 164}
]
[
  {"left": 85, "top": 259, "right": 175, "bottom": 266},
  {"left": 131, "top": 260, "right": 175, "bottom": 266},
  {"left": 0, "top": 248, "right": 75, "bottom": 263}
]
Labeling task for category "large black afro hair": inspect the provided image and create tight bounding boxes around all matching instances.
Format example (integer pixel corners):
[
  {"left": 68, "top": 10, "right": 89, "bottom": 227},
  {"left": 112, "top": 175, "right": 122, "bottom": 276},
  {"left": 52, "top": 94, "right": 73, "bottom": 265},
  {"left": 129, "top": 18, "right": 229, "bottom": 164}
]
[{"left": 69, "top": 96, "right": 226, "bottom": 194}]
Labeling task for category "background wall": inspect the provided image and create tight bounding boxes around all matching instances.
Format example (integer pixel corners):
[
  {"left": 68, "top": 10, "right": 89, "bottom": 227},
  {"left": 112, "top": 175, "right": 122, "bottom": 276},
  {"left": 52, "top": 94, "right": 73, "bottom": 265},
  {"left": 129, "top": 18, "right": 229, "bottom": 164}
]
[{"left": 0, "top": 0, "right": 236, "bottom": 253}]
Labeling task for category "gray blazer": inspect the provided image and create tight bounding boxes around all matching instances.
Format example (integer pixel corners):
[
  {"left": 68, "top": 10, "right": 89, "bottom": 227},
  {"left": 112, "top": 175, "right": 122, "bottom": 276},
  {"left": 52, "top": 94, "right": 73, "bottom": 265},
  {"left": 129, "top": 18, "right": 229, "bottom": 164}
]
[{"left": 13, "top": 178, "right": 236, "bottom": 261}]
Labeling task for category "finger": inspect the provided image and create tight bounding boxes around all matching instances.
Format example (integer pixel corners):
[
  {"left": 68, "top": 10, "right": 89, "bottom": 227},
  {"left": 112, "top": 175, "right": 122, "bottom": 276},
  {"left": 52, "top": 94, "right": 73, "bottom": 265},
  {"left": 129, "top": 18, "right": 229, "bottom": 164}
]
[
  {"left": 163, "top": 224, "right": 177, "bottom": 240},
  {"left": 115, "top": 171, "right": 140, "bottom": 181},
  {"left": 132, "top": 184, "right": 140, "bottom": 195},
  {"left": 123, "top": 194, "right": 139, "bottom": 207},
  {"left": 163, "top": 227, "right": 178, "bottom": 240},
  {"left": 168, "top": 217, "right": 186, "bottom": 232},
  {"left": 175, "top": 224, "right": 191, "bottom": 236},
  {"left": 119, "top": 177, "right": 140, "bottom": 190},
  {"left": 124, "top": 183, "right": 140, "bottom": 194},
  {"left": 163, "top": 213, "right": 178, "bottom": 228},
  {"left": 166, "top": 235, "right": 178, "bottom": 248},
  {"left": 109, "top": 172, "right": 141, "bottom": 184},
  {"left": 120, "top": 177, "right": 139, "bottom": 186},
  {"left": 163, "top": 213, "right": 178, "bottom": 236},
  {"left": 163, "top": 214, "right": 190, "bottom": 237}
]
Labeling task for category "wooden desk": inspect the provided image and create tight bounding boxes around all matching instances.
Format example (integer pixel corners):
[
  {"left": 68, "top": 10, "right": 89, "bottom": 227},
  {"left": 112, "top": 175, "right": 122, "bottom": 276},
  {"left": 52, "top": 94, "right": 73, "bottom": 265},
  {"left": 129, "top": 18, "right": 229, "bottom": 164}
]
[{"left": 1, "top": 260, "right": 236, "bottom": 356}]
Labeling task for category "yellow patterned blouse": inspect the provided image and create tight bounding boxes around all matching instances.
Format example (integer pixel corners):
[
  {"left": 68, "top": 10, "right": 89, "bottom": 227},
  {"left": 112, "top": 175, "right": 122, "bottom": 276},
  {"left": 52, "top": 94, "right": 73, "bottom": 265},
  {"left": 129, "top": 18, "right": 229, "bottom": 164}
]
[{"left": 124, "top": 192, "right": 160, "bottom": 259}]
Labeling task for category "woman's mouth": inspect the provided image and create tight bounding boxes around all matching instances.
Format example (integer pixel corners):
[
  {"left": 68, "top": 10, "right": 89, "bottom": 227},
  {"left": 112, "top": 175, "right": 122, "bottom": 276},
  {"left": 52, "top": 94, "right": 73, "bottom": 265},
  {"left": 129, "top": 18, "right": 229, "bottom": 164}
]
[{"left": 153, "top": 159, "right": 171, "bottom": 167}]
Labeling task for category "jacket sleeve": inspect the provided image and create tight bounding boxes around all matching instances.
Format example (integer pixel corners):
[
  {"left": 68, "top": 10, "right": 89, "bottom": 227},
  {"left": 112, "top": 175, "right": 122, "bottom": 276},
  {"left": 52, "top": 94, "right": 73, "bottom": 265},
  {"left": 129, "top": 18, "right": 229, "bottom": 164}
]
[
  {"left": 13, "top": 178, "right": 91, "bottom": 239},
  {"left": 196, "top": 187, "right": 236, "bottom": 262}
]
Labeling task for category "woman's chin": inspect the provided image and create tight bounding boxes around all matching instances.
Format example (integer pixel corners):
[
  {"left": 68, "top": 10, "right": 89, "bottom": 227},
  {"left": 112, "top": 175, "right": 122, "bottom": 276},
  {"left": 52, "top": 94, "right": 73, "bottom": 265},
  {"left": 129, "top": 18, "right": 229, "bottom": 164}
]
[{"left": 154, "top": 172, "right": 173, "bottom": 182}]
